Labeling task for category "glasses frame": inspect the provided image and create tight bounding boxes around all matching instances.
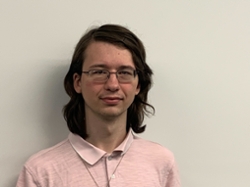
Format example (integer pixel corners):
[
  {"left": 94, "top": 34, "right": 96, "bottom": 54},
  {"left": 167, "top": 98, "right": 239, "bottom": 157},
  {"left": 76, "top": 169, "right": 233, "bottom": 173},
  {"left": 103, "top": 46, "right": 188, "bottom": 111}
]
[{"left": 81, "top": 69, "right": 138, "bottom": 83}]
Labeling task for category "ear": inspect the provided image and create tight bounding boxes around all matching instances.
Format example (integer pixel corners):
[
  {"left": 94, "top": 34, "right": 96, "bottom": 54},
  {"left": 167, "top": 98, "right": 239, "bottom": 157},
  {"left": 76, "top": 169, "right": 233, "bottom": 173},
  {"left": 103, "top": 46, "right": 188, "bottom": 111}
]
[
  {"left": 135, "top": 84, "right": 140, "bottom": 95},
  {"left": 73, "top": 73, "right": 82, "bottom": 93}
]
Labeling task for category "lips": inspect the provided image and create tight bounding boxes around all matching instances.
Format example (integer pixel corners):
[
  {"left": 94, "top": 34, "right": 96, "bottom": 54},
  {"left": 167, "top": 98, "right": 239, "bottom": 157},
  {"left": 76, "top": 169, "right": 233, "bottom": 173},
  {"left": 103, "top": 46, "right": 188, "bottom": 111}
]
[{"left": 100, "top": 96, "right": 123, "bottom": 105}]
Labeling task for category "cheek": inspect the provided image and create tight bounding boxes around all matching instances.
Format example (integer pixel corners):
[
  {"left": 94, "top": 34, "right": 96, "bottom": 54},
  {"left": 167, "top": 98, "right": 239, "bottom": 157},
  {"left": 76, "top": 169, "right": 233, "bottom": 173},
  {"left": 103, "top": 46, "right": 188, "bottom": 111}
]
[
  {"left": 82, "top": 81, "right": 102, "bottom": 96},
  {"left": 122, "top": 84, "right": 140, "bottom": 96},
  {"left": 81, "top": 78, "right": 97, "bottom": 88},
  {"left": 84, "top": 81, "right": 93, "bottom": 88}
]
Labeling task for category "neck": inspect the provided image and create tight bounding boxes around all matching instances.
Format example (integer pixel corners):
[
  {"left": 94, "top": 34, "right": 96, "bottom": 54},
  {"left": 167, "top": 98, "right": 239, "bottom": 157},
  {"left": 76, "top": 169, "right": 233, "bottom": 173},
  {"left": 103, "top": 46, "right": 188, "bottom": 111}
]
[{"left": 85, "top": 114, "right": 128, "bottom": 153}]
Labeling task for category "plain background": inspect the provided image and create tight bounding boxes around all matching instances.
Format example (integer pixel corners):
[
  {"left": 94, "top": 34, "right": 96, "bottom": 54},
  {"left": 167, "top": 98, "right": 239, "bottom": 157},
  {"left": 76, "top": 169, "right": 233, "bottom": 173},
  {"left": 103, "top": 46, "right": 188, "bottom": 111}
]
[{"left": 1, "top": 1, "right": 250, "bottom": 186}]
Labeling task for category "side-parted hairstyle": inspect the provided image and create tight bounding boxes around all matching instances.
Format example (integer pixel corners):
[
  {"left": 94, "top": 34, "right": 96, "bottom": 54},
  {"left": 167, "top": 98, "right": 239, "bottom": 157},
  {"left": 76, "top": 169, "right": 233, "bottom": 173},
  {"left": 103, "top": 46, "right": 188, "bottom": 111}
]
[{"left": 63, "top": 24, "right": 155, "bottom": 139}]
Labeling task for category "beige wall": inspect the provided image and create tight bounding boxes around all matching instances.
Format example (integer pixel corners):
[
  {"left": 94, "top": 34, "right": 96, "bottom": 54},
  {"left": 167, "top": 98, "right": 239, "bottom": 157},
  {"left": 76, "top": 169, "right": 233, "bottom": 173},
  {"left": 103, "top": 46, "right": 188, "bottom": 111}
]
[{"left": 1, "top": 1, "right": 250, "bottom": 186}]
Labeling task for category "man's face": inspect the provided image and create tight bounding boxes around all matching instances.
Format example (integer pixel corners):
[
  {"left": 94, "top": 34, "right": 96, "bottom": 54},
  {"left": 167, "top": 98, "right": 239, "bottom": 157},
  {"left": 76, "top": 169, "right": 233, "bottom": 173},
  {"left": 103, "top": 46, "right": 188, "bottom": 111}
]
[{"left": 73, "top": 41, "right": 140, "bottom": 121}]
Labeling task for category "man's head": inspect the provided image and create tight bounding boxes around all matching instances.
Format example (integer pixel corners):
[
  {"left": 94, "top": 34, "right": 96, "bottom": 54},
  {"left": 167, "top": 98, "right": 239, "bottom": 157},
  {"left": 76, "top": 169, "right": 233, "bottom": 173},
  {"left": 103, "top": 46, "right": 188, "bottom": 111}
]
[{"left": 63, "top": 24, "right": 154, "bottom": 139}]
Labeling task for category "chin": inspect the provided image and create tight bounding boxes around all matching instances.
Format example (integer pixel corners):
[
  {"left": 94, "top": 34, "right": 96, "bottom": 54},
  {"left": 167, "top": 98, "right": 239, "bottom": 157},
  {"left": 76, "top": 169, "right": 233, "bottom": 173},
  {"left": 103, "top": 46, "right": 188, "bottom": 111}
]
[{"left": 100, "top": 109, "right": 126, "bottom": 119}]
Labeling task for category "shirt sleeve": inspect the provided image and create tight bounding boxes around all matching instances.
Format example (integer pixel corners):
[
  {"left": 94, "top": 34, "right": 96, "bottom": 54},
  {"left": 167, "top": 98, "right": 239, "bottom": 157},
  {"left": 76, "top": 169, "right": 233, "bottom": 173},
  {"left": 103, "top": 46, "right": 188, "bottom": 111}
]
[
  {"left": 166, "top": 159, "right": 181, "bottom": 187},
  {"left": 16, "top": 166, "right": 40, "bottom": 187}
]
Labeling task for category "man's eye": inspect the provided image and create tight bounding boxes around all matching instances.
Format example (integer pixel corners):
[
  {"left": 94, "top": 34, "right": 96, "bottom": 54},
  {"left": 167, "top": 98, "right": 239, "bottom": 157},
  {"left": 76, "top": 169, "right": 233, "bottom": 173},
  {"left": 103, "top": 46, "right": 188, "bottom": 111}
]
[
  {"left": 91, "top": 70, "right": 107, "bottom": 74},
  {"left": 119, "top": 70, "right": 133, "bottom": 75}
]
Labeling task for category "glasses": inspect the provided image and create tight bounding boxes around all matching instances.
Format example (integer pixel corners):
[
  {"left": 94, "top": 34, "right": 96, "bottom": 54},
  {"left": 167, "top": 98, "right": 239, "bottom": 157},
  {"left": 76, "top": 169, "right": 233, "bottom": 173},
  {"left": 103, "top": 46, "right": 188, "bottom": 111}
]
[{"left": 82, "top": 68, "right": 138, "bottom": 83}]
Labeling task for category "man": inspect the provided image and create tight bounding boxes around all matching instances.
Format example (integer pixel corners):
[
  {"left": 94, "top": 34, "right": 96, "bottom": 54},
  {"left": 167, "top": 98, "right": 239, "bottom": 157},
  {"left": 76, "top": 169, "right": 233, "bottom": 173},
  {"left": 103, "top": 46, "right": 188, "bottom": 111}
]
[{"left": 17, "top": 24, "right": 180, "bottom": 187}]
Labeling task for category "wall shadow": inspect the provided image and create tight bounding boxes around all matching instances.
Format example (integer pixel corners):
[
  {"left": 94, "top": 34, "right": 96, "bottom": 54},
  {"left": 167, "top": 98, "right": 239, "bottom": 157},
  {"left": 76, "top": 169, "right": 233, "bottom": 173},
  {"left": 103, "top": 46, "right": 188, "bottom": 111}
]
[{"left": 12, "top": 60, "right": 71, "bottom": 186}]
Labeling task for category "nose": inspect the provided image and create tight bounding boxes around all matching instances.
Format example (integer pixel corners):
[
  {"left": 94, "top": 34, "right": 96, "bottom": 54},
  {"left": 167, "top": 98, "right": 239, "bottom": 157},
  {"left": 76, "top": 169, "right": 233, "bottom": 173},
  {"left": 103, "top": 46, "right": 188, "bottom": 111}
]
[{"left": 104, "top": 73, "right": 120, "bottom": 92}]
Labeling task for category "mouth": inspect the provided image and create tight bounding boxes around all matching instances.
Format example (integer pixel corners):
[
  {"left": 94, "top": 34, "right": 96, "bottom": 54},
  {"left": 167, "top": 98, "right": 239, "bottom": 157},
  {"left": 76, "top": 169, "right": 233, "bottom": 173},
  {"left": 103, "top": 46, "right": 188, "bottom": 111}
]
[{"left": 100, "top": 96, "right": 123, "bottom": 105}]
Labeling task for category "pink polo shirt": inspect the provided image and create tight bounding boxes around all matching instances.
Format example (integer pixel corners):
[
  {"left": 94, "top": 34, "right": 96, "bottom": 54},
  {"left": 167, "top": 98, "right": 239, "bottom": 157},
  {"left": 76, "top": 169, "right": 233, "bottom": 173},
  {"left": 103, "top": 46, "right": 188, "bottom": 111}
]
[{"left": 16, "top": 130, "right": 180, "bottom": 187}]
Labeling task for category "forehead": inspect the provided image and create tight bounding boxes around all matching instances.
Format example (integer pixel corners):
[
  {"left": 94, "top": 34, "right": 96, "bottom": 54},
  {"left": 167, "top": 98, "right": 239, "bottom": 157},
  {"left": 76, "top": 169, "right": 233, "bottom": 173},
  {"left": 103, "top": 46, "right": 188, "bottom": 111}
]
[{"left": 83, "top": 41, "right": 135, "bottom": 69}]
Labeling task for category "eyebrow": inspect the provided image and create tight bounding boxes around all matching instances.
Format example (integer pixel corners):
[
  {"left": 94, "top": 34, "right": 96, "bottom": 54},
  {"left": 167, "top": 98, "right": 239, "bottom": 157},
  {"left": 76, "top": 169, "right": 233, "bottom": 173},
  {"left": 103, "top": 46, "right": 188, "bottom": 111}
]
[
  {"left": 88, "top": 64, "right": 107, "bottom": 69},
  {"left": 88, "top": 64, "right": 135, "bottom": 70}
]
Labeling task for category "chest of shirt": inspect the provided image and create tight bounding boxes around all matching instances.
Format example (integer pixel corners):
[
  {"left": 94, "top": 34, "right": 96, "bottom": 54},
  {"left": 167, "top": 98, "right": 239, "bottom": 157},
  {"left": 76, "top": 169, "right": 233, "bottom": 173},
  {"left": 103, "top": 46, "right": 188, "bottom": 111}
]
[{"left": 38, "top": 155, "right": 167, "bottom": 187}]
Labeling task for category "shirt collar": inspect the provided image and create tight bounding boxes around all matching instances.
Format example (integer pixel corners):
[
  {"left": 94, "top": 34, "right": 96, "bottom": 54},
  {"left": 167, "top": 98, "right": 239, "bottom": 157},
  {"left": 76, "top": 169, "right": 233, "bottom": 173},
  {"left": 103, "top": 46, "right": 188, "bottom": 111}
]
[{"left": 68, "top": 129, "right": 134, "bottom": 165}]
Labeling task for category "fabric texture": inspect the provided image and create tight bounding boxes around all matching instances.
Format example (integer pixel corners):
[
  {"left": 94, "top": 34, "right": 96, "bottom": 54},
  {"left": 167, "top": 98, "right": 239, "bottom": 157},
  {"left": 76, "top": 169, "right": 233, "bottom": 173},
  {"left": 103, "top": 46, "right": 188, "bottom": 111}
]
[{"left": 16, "top": 130, "right": 180, "bottom": 187}]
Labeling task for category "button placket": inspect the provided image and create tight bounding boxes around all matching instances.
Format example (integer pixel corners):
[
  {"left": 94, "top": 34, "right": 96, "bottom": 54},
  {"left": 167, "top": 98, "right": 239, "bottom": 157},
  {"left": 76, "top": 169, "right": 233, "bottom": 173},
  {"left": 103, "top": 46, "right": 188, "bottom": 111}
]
[
  {"left": 108, "top": 155, "right": 112, "bottom": 160},
  {"left": 105, "top": 153, "right": 124, "bottom": 186},
  {"left": 106, "top": 154, "right": 118, "bottom": 183}
]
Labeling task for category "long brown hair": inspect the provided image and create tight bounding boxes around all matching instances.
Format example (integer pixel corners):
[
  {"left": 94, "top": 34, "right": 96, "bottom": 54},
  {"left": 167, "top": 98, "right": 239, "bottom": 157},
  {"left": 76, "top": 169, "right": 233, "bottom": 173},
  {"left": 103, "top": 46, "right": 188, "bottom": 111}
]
[{"left": 63, "top": 24, "right": 154, "bottom": 139}]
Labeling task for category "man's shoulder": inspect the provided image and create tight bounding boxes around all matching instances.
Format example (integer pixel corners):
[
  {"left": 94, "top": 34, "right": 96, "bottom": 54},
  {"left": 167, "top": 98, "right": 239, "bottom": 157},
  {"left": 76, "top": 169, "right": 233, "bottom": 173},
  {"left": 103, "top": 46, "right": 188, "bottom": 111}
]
[
  {"left": 24, "top": 138, "right": 72, "bottom": 169},
  {"left": 132, "top": 135, "right": 175, "bottom": 160}
]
